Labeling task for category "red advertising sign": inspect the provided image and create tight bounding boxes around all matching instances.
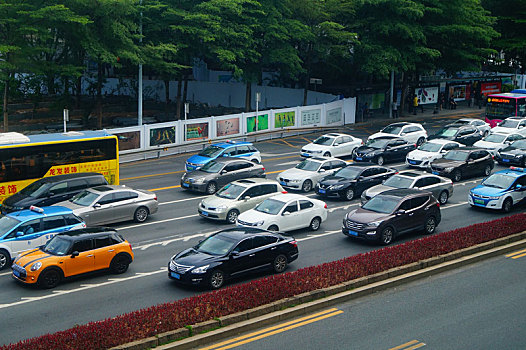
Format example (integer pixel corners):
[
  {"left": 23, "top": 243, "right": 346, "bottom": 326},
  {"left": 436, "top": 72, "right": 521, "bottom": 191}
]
[{"left": 481, "top": 82, "right": 501, "bottom": 96}]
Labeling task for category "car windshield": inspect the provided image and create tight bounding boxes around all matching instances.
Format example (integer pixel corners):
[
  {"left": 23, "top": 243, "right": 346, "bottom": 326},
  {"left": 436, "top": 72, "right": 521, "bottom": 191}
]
[
  {"left": 383, "top": 175, "right": 415, "bottom": 188},
  {"left": 43, "top": 236, "right": 72, "bottom": 256},
  {"left": 18, "top": 181, "right": 49, "bottom": 198},
  {"left": 295, "top": 159, "right": 321, "bottom": 172},
  {"left": 381, "top": 125, "right": 403, "bottom": 135},
  {"left": 443, "top": 150, "right": 468, "bottom": 161},
  {"left": 313, "top": 136, "right": 334, "bottom": 146},
  {"left": 198, "top": 145, "right": 224, "bottom": 158},
  {"left": 0, "top": 216, "right": 21, "bottom": 235},
  {"left": 215, "top": 183, "right": 246, "bottom": 199},
  {"left": 195, "top": 234, "right": 237, "bottom": 255},
  {"left": 499, "top": 119, "right": 519, "bottom": 128},
  {"left": 255, "top": 198, "right": 285, "bottom": 215},
  {"left": 435, "top": 127, "right": 458, "bottom": 137},
  {"left": 418, "top": 142, "right": 442, "bottom": 152},
  {"left": 365, "top": 138, "right": 391, "bottom": 149},
  {"left": 481, "top": 174, "right": 515, "bottom": 189},
  {"left": 200, "top": 160, "right": 223, "bottom": 173},
  {"left": 484, "top": 134, "right": 507, "bottom": 143},
  {"left": 510, "top": 140, "right": 526, "bottom": 149},
  {"left": 333, "top": 166, "right": 362, "bottom": 179},
  {"left": 70, "top": 191, "right": 99, "bottom": 206},
  {"left": 452, "top": 120, "right": 470, "bottom": 125},
  {"left": 361, "top": 196, "right": 399, "bottom": 214}
]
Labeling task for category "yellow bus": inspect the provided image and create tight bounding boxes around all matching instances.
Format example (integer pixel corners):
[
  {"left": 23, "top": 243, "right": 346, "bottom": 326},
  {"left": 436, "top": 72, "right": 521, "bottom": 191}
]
[{"left": 0, "top": 131, "right": 119, "bottom": 203}]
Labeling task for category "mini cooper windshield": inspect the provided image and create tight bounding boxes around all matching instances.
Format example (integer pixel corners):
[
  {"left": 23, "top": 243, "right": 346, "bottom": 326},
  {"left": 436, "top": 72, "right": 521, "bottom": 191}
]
[
  {"left": 361, "top": 196, "right": 399, "bottom": 214},
  {"left": 481, "top": 174, "right": 515, "bottom": 189},
  {"left": 43, "top": 236, "right": 72, "bottom": 256},
  {"left": 195, "top": 234, "right": 237, "bottom": 255},
  {"left": 216, "top": 183, "right": 245, "bottom": 199}
]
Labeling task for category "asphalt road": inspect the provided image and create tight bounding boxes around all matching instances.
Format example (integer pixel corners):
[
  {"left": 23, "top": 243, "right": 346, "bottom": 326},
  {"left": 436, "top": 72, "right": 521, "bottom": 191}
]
[
  {"left": 0, "top": 115, "right": 523, "bottom": 346},
  {"left": 217, "top": 251, "right": 526, "bottom": 350}
]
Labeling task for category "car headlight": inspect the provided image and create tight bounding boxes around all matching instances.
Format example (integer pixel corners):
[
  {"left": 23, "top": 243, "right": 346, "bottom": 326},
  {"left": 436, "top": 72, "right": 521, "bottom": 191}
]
[
  {"left": 487, "top": 196, "right": 500, "bottom": 200},
  {"left": 516, "top": 155, "right": 523, "bottom": 158},
  {"left": 367, "top": 221, "right": 382, "bottom": 227},
  {"left": 255, "top": 220, "right": 265, "bottom": 226},
  {"left": 330, "top": 184, "right": 345, "bottom": 190},
  {"left": 312, "top": 150, "right": 323, "bottom": 153},
  {"left": 444, "top": 167, "right": 455, "bottom": 173},
  {"left": 30, "top": 262, "right": 42, "bottom": 271},
  {"left": 182, "top": 173, "right": 187, "bottom": 180},
  {"left": 216, "top": 205, "right": 227, "bottom": 211},
  {"left": 289, "top": 179, "right": 301, "bottom": 183},
  {"left": 191, "top": 265, "right": 210, "bottom": 274},
  {"left": 194, "top": 178, "right": 205, "bottom": 184}
]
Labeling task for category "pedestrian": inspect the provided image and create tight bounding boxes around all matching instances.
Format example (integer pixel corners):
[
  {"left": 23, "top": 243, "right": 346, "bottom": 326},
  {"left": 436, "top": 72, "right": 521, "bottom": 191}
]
[
  {"left": 364, "top": 102, "right": 369, "bottom": 119},
  {"left": 392, "top": 100, "right": 398, "bottom": 119},
  {"left": 413, "top": 94, "right": 418, "bottom": 115},
  {"left": 439, "top": 93, "right": 445, "bottom": 111}
]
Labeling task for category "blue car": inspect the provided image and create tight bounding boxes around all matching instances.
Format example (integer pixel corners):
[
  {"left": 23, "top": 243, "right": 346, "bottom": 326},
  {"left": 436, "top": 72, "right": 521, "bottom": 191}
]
[
  {"left": 185, "top": 141, "right": 262, "bottom": 171},
  {"left": 0, "top": 206, "right": 86, "bottom": 270},
  {"left": 469, "top": 167, "right": 526, "bottom": 213}
]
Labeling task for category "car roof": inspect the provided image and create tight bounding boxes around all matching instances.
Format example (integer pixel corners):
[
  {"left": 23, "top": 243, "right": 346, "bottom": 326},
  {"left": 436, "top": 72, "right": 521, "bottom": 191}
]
[
  {"left": 87, "top": 185, "right": 131, "bottom": 194},
  {"left": 371, "top": 135, "right": 401, "bottom": 140},
  {"left": 387, "top": 122, "right": 411, "bottom": 127},
  {"left": 378, "top": 188, "right": 432, "bottom": 198},
  {"left": 8, "top": 205, "right": 73, "bottom": 220},
  {"left": 216, "top": 227, "right": 281, "bottom": 240},
  {"left": 210, "top": 157, "right": 254, "bottom": 164},
  {"left": 212, "top": 141, "right": 253, "bottom": 149},
  {"left": 55, "top": 227, "right": 118, "bottom": 240},
  {"left": 426, "top": 139, "right": 459, "bottom": 145},
  {"left": 494, "top": 168, "right": 526, "bottom": 178},
  {"left": 323, "top": 133, "right": 349, "bottom": 138},
  {"left": 342, "top": 163, "right": 387, "bottom": 170},
  {"left": 231, "top": 178, "right": 280, "bottom": 186},
  {"left": 269, "top": 193, "right": 309, "bottom": 202},
  {"left": 29, "top": 172, "right": 103, "bottom": 184},
  {"left": 308, "top": 156, "right": 345, "bottom": 162},
  {"left": 397, "top": 171, "right": 423, "bottom": 178}
]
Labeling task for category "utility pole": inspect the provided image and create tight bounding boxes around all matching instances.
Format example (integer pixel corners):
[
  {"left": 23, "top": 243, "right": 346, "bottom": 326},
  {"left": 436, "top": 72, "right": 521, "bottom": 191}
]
[
  {"left": 255, "top": 92, "right": 261, "bottom": 131},
  {"left": 138, "top": 0, "right": 143, "bottom": 126},
  {"left": 389, "top": 71, "right": 394, "bottom": 119}
]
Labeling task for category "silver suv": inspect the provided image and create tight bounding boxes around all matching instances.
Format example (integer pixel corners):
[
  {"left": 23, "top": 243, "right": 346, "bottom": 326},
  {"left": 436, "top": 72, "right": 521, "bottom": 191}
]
[{"left": 198, "top": 178, "right": 285, "bottom": 224}]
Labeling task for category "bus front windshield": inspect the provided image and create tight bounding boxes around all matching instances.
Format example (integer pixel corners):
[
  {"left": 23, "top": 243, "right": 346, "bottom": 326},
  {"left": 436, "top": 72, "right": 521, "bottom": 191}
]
[{"left": 486, "top": 101, "right": 516, "bottom": 119}]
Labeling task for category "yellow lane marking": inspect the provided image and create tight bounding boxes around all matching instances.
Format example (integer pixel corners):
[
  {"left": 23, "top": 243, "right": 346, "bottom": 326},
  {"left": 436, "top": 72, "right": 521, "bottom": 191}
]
[
  {"left": 506, "top": 248, "right": 526, "bottom": 259},
  {"left": 201, "top": 308, "right": 343, "bottom": 350},
  {"left": 279, "top": 138, "right": 300, "bottom": 148},
  {"left": 148, "top": 185, "right": 181, "bottom": 191},
  {"left": 299, "top": 136, "right": 312, "bottom": 143},
  {"left": 122, "top": 170, "right": 185, "bottom": 181},
  {"left": 405, "top": 343, "right": 426, "bottom": 350},
  {"left": 389, "top": 339, "right": 426, "bottom": 350}
]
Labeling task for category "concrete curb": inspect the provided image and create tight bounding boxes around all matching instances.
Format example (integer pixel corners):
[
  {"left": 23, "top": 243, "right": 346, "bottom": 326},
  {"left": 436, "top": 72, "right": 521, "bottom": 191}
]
[{"left": 111, "top": 231, "right": 526, "bottom": 350}]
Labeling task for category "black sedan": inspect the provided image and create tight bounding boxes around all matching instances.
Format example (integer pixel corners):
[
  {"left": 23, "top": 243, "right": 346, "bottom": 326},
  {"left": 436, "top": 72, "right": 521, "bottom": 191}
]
[
  {"left": 181, "top": 157, "right": 265, "bottom": 194},
  {"left": 167, "top": 227, "right": 299, "bottom": 289},
  {"left": 428, "top": 148, "right": 494, "bottom": 182},
  {"left": 495, "top": 139, "right": 526, "bottom": 167},
  {"left": 353, "top": 136, "right": 416, "bottom": 166},
  {"left": 428, "top": 124, "right": 482, "bottom": 146},
  {"left": 315, "top": 164, "right": 397, "bottom": 200}
]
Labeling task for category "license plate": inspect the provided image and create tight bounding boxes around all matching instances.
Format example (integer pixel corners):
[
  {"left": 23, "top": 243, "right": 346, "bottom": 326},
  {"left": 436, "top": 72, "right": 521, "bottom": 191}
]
[
  {"left": 409, "top": 160, "right": 416, "bottom": 164},
  {"left": 503, "top": 159, "right": 510, "bottom": 162},
  {"left": 355, "top": 157, "right": 362, "bottom": 161},
  {"left": 319, "top": 189, "right": 326, "bottom": 194},
  {"left": 171, "top": 272, "right": 180, "bottom": 279},
  {"left": 182, "top": 182, "right": 189, "bottom": 188},
  {"left": 474, "top": 199, "right": 485, "bottom": 204},
  {"left": 13, "top": 269, "right": 20, "bottom": 278},
  {"left": 348, "top": 230, "right": 358, "bottom": 236},
  {"left": 280, "top": 181, "right": 287, "bottom": 186},
  {"left": 432, "top": 171, "right": 439, "bottom": 175},
  {"left": 201, "top": 211, "right": 208, "bottom": 216}
]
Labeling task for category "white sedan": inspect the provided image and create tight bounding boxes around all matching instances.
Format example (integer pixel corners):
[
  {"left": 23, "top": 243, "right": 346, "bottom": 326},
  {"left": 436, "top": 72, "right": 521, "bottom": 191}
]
[
  {"left": 300, "top": 133, "right": 363, "bottom": 158},
  {"left": 473, "top": 133, "right": 524, "bottom": 155},
  {"left": 368, "top": 122, "right": 428, "bottom": 146},
  {"left": 450, "top": 118, "right": 491, "bottom": 137},
  {"left": 236, "top": 193, "right": 328, "bottom": 232},
  {"left": 277, "top": 157, "right": 347, "bottom": 192},
  {"left": 406, "top": 139, "right": 463, "bottom": 168},
  {"left": 491, "top": 117, "right": 526, "bottom": 136}
]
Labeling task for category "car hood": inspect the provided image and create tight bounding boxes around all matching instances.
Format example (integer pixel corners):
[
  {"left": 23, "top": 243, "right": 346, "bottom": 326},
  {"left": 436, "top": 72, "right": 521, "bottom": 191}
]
[
  {"left": 491, "top": 126, "right": 516, "bottom": 134},
  {"left": 278, "top": 168, "right": 314, "bottom": 180},
  {"left": 238, "top": 209, "right": 274, "bottom": 223},
  {"left": 53, "top": 200, "right": 85, "bottom": 211},
  {"left": 14, "top": 248, "right": 52, "bottom": 267},
  {"left": 498, "top": 147, "right": 524, "bottom": 156},
  {"left": 355, "top": 146, "right": 380, "bottom": 155},
  {"left": 369, "top": 132, "right": 397, "bottom": 140},
  {"left": 428, "top": 134, "right": 455, "bottom": 141},
  {"left": 473, "top": 141, "right": 501, "bottom": 150},
  {"left": 407, "top": 149, "right": 438, "bottom": 160},
  {"left": 2, "top": 192, "right": 33, "bottom": 208},
  {"left": 184, "top": 171, "right": 215, "bottom": 182},
  {"left": 201, "top": 195, "right": 232, "bottom": 208},
  {"left": 431, "top": 158, "right": 465, "bottom": 169},
  {"left": 302, "top": 143, "right": 329, "bottom": 152},
  {"left": 186, "top": 154, "right": 213, "bottom": 166},
  {"left": 173, "top": 248, "right": 219, "bottom": 266},
  {"left": 319, "top": 175, "right": 353, "bottom": 186},
  {"left": 470, "top": 185, "right": 507, "bottom": 196},
  {"left": 346, "top": 208, "right": 391, "bottom": 224},
  {"left": 364, "top": 184, "right": 396, "bottom": 198}
]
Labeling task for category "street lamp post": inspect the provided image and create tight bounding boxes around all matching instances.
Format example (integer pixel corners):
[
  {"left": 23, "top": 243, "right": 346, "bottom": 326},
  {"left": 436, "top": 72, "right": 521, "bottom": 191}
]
[
  {"left": 255, "top": 92, "right": 261, "bottom": 132},
  {"left": 138, "top": 0, "right": 143, "bottom": 126}
]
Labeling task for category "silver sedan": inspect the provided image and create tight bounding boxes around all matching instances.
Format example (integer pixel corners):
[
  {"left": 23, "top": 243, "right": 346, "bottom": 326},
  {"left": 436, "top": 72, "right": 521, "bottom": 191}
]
[{"left": 55, "top": 185, "right": 158, "bottom": 226}]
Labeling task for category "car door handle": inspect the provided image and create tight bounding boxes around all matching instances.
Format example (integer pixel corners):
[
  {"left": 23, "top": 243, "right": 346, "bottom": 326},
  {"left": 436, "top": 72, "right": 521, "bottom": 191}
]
[
  {"left": 408, "top": 212, "right": 414, "bottom": 216},
  {"left": 87, "top": 254, "right": 94, "bottom": 257},
  {"left": 424, "top": 207, "right": 430, "bottom": 211},
  {"left": 249, "top": 254, "right": 255, "bottom": 257},
  {"left": 108, "top": 249, "right": 115, "bottom": 252},
  {"left": 271, "top": 247, "right": 277, "bottom": 250}
]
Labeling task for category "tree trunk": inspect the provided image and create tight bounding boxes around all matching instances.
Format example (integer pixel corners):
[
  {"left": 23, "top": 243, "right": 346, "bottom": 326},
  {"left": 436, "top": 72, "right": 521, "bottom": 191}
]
[
  {"left": 97, "top": 61, "right": 103, "bottom": 129},
  {"left": 303, "top": 75, "right": 309, "bottom": 106},
  {"left": 400, "top": 72, "right": 407, "bottom": 117},
  {"left": 164, "top": 79, "right": 170, "bottom": 121},
  {"left": 176, "top": 77, "right": 182, "bottom": 120},
  {"left": 75, "top": 75, "right": 82, "bottom": 109},
  {"left": 3, "top": 78, "right": 9, "bottom": 132},
  {"left": 245, "top": 82, "right": 251, "bottom": 112},
  {"left": 183, "top": 76, "right": 188, "bottom": 106}
]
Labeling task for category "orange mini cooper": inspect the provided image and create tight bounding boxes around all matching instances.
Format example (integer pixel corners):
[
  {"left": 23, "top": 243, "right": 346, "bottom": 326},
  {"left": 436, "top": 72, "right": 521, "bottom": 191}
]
[{"left": 12, "top": 227, "right": 134, "bottom": 288}]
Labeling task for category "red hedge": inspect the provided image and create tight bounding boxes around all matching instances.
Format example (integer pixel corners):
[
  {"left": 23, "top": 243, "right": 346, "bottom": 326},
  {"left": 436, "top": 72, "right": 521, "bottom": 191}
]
[{"left": 3, "top": 213, "right": 526, "bottom": 350}]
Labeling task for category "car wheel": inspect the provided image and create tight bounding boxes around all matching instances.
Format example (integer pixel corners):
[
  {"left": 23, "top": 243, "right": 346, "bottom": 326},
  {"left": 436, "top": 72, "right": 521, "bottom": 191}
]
[
  {"left": 309, "top": 217, "right": 322, "bottom": 231},
  {"left": 273, "top": 254, "right": 288, "bottom": 273},
  {"left": 323, "top": 152, "right": 331, "bottom": 157},
  {"left": 251, "top": 159, "right": 260, "bottom": 164},
  {"left": 424, "top": 216, "right": 437, "bottom": 235},
  {"left": 483, "top": 130, "right": 489, "bottom": 137},
  {"left": 438, "top": 190, "right": 449, "bottom": 205},
  {"left": 351, "top": 148, "right": 357, "bottom": 157},
  {"left": 134, "top": 207, "right": 149, "bottom": 223},
  {"left": 342, "top": 188, "right": 354, "bottom": 201},
  {"left": 502, "top": 198, "right": 513, "bottom": 213},
  {"left": 110, "top": 254, "right": 131, "bottom": 274},
  {"left": 376, "top": 156, "right": 385, "bottom": 166},
  {"left": 206, "top": 182, "right": 217, "bottom": 194},
  {"left": 417, "top": 137, "right": 425, "bottom": 146},
  {"left": 268, "top": 225, "right": 279, "bottom": 232},
  {"left": 38, "top": 268, "right": 62, "bottom": 289},
  {"left": 483, "top": 165, "right": 492, "bottom": 176},
  {"left": 522, "top": 158, "right": 526, "bottom": 168},
  {"left": 302, "top": 180, "right": 313, "bottom": 192},
  {"left": 379, "top": 227, "right": 394, "bottom": 245},
  {"left": 209, "top": 270, "right": 225, "bottom": 289},
  {"left": 453, "top": 170, "right": 462, "bottom": 182},
  {"left": 226, "top": 209, "right": 239, "bottom": 224},
  {"left": 0, "top": 249, "right": 11, "bottom": 271}
]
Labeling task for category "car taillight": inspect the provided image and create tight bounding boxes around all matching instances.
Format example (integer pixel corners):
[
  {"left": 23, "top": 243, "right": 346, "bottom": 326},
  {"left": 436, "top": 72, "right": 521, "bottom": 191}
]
[
  {"left": 154, "top": 196, "right": 158, "bottom": 201},
  {"left": 128, "top": 243, "right": 133, "bottom": 251},
  {"left": 361, "top": 141, "right": 364, "bottom": 145},
  {"left": 282, "top": 191, "right": 288, "bottom": 194},
  {"left": 324, "top": 203, "right": 328, "bottom": 209},
  {"left": 414, "top": 144, "right": 417, "bottom": 148},
  {"left": 436, "top": 202, "right": 440, "bottom": 208},
  {"left": 289, "top": 240, "right": 297, "bottom": 248},
  {"left": 262, "top": 167, "right": 266, "bottom": 171}
]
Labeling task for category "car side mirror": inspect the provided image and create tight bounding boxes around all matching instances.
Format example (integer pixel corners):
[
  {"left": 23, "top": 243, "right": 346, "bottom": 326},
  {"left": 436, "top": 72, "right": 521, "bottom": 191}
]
[
  {"left": 516, "top": 184, "right": 523, "bottom": 191},
  {"left": 47, "top": 192, "right": 55, "bottom": 197},
  {"left": 400, "top": 132, "right": 406, "bottom": 136},
  {"left": 222, "top": 154, "right": 228, "bottom": 157},
  {"left": 15, "top": 231, "right": 24, "bottom": 238},
  {"left": 71, "top": 251, "right": 79, "bottom": 258},
  {"left": 282, "top": 211, "right": 291, "bottom": 216},
  {"left": 319, "top": 169, "right": 326, "bottom": 173},
  {"left": 93, "top": 203, "right": 101, "bottom": 208},
  {"left": 395, "top": 209, "right": 406, "bottom": 216},
  {"left": 230, "top": 251, "right": 240, "bottom": 257},
  {"left": 221, "top": 170, "right": 227, "bottom": 174},
  {"left": 244, "top": 196, "right": 251, "bottom": 201},
  {"left": 334, "top": 142, "right": 340, "bottom": 146}
]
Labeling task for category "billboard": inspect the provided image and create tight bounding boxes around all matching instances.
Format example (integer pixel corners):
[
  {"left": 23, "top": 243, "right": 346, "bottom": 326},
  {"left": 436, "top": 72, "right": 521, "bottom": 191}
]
[
  {"left": 186, "top": 122, "right": 209, "bottom": 141},
  {"left": 449, "top": 85, "right": 467, "bottom": 101},
  {"left": 216, "top": 118, "right": 240, "bottom": 136},
  {"left": 149, "top": 126, "right": 176, "bottom": 147},
  {"left": 275, "top": 111, "right": 295, "bottom": 128},
  {"left": 301, "top": 109, "right": 321, "bottom": 126},
  {"left": 326, "top": 108, "right": 342, "bottom": 124},
  {"left": 114, "top": 131, "right": 140, "bottom": 151},
  {"left": 481, "top": 82, "right": 502, "bottom": 96},
  {"left": 415, "top": 86, "right": 438, "bottom": 105},
  {"left": 246, "top": 114, "right": 269, "bottom": 133}
]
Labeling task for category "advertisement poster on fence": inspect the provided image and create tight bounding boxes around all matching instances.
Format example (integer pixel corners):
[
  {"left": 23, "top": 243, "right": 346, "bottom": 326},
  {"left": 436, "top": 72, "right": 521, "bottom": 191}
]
[
  {"left": 301, "top": 109, "right": 321, "bottom": 126},
  {"left": 415, "top": 86, "right": 438, "bottom": 105},
  {"left": 275, "top": 111, "right": 295, "bottom": 128},
  {"left": 216, "top": 118, "right": 240, "bottom": 136},
  {"left": 449, "top": 85, "right": 467, "bottom": 101},
  {"left": 246, "top": 114, "right": 269, "bottom": 133},
  {"left": 326, "top": 108, "right": 342, "bottom": 124},
  {"left": 186, "top": 122, "right": 209, "bottom": 141},
  {"left": 149, "top": 126, "right": 176, "bottom": 146},
  {"left": 114, "top": 131, "right": 141, "bottom": 151},
  {"left": 481, "top": 82, "right": 501, "bottom": 96}
]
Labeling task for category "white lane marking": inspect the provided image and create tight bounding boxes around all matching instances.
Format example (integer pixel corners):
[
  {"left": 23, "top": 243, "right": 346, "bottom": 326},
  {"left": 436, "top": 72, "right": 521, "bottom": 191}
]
[
  {"left": 135, "top": 232, "right": 213, "bottom": 251},
  {"left": 0, "top": 271, "right": 10, "bottom": 276},
  {"left": 297, "top": 230, "right": 340, "bottom": 242},
  {"left": 261, "top": 152, "right": 298, "bottom": 157},
  {"left": 160, "top": 196, "right": 207, "bottom": 206},
  {"left": 276, "top": 161, "right": 300, "bottom": 166},
  {"left": 119, "top": 213, "right": 199, "bottom": 230},
  {"left": 0, "top": 268, "right": 167, "bottom": 310},
  {"left": 329, "top": 203, "right": 360, "bottom": 213}
]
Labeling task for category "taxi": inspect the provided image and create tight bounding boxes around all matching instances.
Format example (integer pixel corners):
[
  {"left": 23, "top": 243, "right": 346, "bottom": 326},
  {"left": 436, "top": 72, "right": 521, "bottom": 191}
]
[
  {"left": 185, "top": 141, "right": 261, "bottom": 171},
  {"left": 0, "top": 206, "right": 85, "bottom": 271},
  {"left": 469, "top": 167, "right": 526, "bottom": 212},
  {"left": 11, "top": 227, "right": 134, "bottom": 288}
]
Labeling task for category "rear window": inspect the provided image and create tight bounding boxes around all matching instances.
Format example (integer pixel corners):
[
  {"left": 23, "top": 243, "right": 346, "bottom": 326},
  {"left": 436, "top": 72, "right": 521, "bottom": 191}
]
[{"left": 87, "top": 176, "right": 108, "bottom": 186}]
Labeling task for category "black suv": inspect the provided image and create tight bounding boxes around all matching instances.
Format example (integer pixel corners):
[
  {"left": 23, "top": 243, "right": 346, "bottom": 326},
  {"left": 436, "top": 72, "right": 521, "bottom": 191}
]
[
  {"left": 342, "top": 188, "right": 441, "bottom": 245},
  {"left": 1, "top": 173, "right": 108, "bottom": 213},
  {"left": 428, "top": 148, "right": 494, "bottom": 182},
  {"left": 428, "top": 124, "right": 482, "bottom": 146},
  {"left": 315, "top": 164, "right": 397, "bottom": 200}
]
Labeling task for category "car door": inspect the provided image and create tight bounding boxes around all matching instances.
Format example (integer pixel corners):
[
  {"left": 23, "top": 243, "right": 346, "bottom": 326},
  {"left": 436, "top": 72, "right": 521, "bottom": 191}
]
[
  {"left": 463, "top": 152, "right": 479, "bottom": 177},
  {"left": 417, "top": 176, "right": 442, "bottom": 199},
  {"left": 510, "top": 175, "right": 526, "bottom": 204},
  {"left": 386, "top": 139, "right": 406, "bottom": 161},
  {"left": 219, "top": 163, "right": 240, "bottom": 186},
  {"left": 110, "top": 190, "right": 137, "bottom": 222},
  {"left": 92, "top": 235, "right": 118, "bottom": 270},
  {"left": 228, "top": 237, "right": 259, "bottom": 276},
  {"left": 250, "top": 235, "right": 280, "bottom": 268},
  {"left": 355, "top": 168, "right": 377, "bottom": 194},
  {"left": 63, "top": 238, "right": 95, "bottom": 276},
  {"left": 332, "top": 137, "right": 346, "bottom": 157},
  {"left": 279, "top": 200, "right": 300, "bottom": 231},
  {"left": 407, "top": 196, "right": 430, "bottom": 230},
  {"left": 314, "top": 161, "right": 332, "bottom": 184},
  {"left": 84, "top": 193, "right": 115, "bottom": 226},
  {"left": 297, "top": 199, "right": 317, "bottom": 229},
  {"left": 402, "top": 126, "right": 418, "bottom": 143},
  {"left": 4, "top": 218, "right": 43, "bottom": 257},
  {"left": 391, "top": 199, "right": 413, "bottom": 234},
  {"left": 237, "top": 185, "right": 263, "bottom": 212},
  {"left": 231, "top": 161, "right": 258, "bottom": 183},
  {"left": 38, "top": 181, "right": 69, "bottom": 206}
]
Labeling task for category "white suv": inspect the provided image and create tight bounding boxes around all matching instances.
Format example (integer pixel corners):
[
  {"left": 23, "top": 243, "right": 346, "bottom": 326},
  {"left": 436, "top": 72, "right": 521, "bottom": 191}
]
[{"left": 368, "top": 122, "right": 427, "bottom": 146}]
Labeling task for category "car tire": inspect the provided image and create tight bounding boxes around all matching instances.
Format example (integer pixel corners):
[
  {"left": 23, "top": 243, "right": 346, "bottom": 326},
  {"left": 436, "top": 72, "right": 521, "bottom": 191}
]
[
  {"left": 273, "top": 254, "right": 288, "bottom": 273},
  {"left": 379, "top": 227, "right": 394, "bottom": 245},
  {"left": 483, "top": 165, "right": 492, "bottom": 177},
  {"left": 522, "top": 158, "right": 526, "bottom": 168},
  {"left": 483, "top": 130, "right": 489, "bottom": 138},
  {"left": 206, "top": 182, "right": 217, "bottom": 195},
  {"left": 268, "top": 225, "right": 279, "bottom": 232},
  {"left": 226, "top": 209, "right": 239, "bottom": 224},
  {"left": 309, "top": 217, "right": 322, "bottom": 231},
  {"left": 208, "top": 270, "right": 225, "bottom": 289},
  {"left": 134, "top": 207, "right": 149, "bottom": 223},
  {"left": 38, "top": 268, "right": 62, "bottom": 289},
  {"left": 423, "top": 216, "right": 437, "bottom": 235},
  {"left": 323, "top": 152, "right": 331, "bottom": 157},
  {"left": 302, "top": 180, "right": 313, "bottom": 192},
  {"left": 452, "top": 170, "right": 462, "bottom": 182},
  {"left": 0, "top": 249, "right": 10, "bottom": 271},
  {"left": 342, "top": 188, "right": 354, "bottom": 201},
  {"left": 110, "top": 254, "right": 131, "bottom": 274},
  {"left": 438, "top": 190, "right": 449, "bottom": 205},
  {"left": 376, "top": 156, "right": 385, "bottom": 166},
  {"left": 502, "top": 198, "right": 513, "bottom": 213},
  {"left": 417, "top": 137, "right": 425, "bottom": 146}
]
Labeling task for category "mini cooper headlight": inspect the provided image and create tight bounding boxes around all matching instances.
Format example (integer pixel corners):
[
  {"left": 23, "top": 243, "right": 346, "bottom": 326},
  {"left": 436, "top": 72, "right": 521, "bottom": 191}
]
[
  {"left": 31, "top": 261, "right": 42, "bottom": 271},
  {"left": 192, "top": 265, "right": 210, "bottom": 274}
]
